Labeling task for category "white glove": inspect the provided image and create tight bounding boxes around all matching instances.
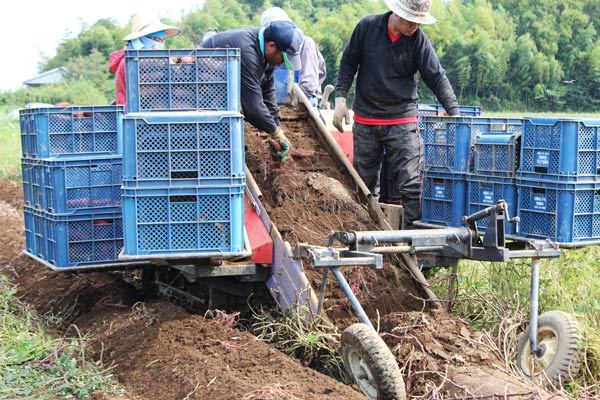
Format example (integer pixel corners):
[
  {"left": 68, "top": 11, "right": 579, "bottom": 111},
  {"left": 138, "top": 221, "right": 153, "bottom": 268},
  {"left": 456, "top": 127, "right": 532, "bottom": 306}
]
[{"left": 333, "top": 97, "right": 350, "bottom": 132}]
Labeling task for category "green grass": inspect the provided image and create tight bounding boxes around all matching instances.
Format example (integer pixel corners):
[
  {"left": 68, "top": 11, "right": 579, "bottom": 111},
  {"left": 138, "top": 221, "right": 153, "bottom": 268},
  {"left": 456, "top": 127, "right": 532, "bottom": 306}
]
[
  {"left": 0, "top": 274, "right": 122, "bottom": 399},
  {"left": 430, "top": 246, "right": 600, "bottom": 395},
  {"left": 0, "top": 106, "right": 22, "bottom": 181}
]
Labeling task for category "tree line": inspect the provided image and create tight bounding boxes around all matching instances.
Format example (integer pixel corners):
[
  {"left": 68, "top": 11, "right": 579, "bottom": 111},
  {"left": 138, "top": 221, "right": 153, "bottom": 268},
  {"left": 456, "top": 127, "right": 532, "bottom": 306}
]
[{"left": 3, "top": 0, "right": 599, "bottom": 111}]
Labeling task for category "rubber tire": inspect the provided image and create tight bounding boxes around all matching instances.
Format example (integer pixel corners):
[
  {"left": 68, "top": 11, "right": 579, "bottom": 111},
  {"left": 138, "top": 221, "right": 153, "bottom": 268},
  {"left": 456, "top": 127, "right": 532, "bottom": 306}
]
[
  {"left": 341, "top": 323, "right": 406, "bottom": 400},
  {"left": 516, "top": 311, "right": 582, "bottom": 387}
]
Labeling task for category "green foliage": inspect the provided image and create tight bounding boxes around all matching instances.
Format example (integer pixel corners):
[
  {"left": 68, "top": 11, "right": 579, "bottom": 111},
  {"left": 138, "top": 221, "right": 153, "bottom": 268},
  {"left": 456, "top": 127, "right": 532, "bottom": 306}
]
[
  {"left": 4, "top": 0, "right": 600, "bottom": 111},
  {"left": 0, "top": 107, "right": 21, "bottom": 180},
  {"left": 44, "top": 19, "right": 125, "bottom": 71},
  {"left": 0, "top": 274, "right": 122, "bottom": 399},
  {"left": 0, "top": 80, "right": 110, "bottom": 107}
]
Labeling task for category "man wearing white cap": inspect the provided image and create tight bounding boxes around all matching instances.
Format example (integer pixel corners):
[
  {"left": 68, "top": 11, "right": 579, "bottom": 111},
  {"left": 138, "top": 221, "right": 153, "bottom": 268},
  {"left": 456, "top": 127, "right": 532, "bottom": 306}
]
[
  {"left": 108, "top": 18, "right": 180, "bottom": 105},
  {"left": 261, "top": 7, "right": 327, "bottom": 108},
  {"left": 203, "top": 21, "right": 305, "bottom": 161},
  {"left": 333, "top": 0, "right": 459, "bottom": 226}
]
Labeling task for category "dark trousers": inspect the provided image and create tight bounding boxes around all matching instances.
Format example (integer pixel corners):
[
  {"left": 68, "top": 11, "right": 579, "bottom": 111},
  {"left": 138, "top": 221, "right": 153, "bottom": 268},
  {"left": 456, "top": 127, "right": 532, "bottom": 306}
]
[{"left": 353, "top": 122, "right": 423, "bottom": 225}]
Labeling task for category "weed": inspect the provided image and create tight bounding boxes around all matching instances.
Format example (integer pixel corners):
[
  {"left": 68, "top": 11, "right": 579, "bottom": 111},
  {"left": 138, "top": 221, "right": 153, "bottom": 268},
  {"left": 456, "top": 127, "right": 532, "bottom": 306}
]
[
  {"left": 241, "top": 382, "right": 303, "bottom": 400},
  {"left": 250, "top": 305, "right": 348, "bottom": 382},
  {"left": 0, "top": 274, "right": 122, "bottom": 399}
]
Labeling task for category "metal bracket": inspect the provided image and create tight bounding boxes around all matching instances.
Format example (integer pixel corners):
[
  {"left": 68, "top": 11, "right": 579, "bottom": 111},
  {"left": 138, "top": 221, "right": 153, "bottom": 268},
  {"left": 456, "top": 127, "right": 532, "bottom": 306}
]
[{"left": 294, "top": 244, "right": 383, "bottom": 269}]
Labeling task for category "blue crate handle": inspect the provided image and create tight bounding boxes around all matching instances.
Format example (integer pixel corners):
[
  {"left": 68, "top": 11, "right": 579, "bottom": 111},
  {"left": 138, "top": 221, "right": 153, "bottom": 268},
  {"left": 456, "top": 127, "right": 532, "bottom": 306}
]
[
  {"left": 475, "top": 134, "right": 515, "bottom": 144},
  {"left": 126, "top": 111, "right": 241, "bottom": 125},
  {"left": 525, "top": 117, "right": 600, "bottom": 127}
]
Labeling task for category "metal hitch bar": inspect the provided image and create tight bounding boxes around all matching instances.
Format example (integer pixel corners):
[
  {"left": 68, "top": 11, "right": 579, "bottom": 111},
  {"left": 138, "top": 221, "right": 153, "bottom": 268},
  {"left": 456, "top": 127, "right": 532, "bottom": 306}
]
[{"left": 295, "top": 201, "right": 560, "bottom": 337}]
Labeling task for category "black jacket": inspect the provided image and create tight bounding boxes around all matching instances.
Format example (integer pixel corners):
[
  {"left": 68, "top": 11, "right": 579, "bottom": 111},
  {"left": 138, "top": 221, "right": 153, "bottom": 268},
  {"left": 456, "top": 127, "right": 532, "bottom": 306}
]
[
  {"left": 336, "top": 12, "right": 459, "bottom": 118},
  {"left": 204, "top": 29, "right": 279, "bottom": 133}
]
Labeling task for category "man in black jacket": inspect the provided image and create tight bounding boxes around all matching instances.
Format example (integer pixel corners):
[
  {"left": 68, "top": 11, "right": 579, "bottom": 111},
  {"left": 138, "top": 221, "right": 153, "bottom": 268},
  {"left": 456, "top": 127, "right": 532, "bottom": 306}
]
[
  {"left": 333, "top": 0, "right": 459, "bottom": 226},
  {"left": 203, "top": 21, "right": 304, "bottom": 161}
]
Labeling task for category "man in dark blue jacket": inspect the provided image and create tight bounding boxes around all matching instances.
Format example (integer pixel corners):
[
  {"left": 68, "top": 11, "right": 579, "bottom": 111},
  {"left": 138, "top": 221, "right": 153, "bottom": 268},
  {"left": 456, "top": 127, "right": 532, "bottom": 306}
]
[
  {"left": 334, "top": 0, "right": 459, "bottom": 226},
  {"left": 203, "top": 21, "right": 304, "bottom": 161}
]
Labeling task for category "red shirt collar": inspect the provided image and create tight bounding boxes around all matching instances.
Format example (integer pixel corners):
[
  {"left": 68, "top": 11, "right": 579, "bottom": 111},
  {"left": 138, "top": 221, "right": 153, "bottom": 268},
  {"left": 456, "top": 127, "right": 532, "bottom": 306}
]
[{"left": 387, "top": 27, "right": 401, "bottom": 43}]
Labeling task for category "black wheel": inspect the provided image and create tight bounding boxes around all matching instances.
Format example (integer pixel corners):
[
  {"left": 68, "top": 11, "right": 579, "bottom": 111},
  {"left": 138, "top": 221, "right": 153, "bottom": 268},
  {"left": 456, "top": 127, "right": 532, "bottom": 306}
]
[
  {"left": 341, "top": 323, "right": 406, "bottom": 400},
  {"left": 516, "top": 311, "right": 582, "bottom": 387}
]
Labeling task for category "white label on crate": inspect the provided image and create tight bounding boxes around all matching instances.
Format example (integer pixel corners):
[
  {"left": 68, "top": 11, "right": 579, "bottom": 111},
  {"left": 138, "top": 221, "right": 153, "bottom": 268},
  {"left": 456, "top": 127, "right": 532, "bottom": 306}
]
[
  {"left": 534, "top": 151, "right": 550, "bottom": 167},
  {"left": 433, "top": 184, "right": 446, "bottom": 199},
  {"left": 481, "top": 189, "right": 494, "bottom": 204},
  {"left": 434, "top": 129, "right": 447, "bottom": 145},
  {"left": 533, "top": 195, "right": 547, "bottom": 211}
]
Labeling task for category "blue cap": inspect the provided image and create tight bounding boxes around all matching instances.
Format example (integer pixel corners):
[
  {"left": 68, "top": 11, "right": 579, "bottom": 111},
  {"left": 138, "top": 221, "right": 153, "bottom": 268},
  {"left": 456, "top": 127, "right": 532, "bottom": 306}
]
[{"left": 266, "top": 21, "right": 304, "bottom": 71}]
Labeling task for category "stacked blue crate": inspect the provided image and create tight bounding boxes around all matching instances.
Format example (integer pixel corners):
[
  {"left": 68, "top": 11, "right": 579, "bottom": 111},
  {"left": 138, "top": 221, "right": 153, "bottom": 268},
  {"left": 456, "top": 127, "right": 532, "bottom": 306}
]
[
  {"left": 19, "top": 106, "right": 126, "bottom": 269},
  {"left": 121, "top": 48, "right": 246, "bottom": 258},
  {"left": 516, "top": 117, "right": 600, "bottom": 245},
  {"left": 381, "top": 105, "right": 482, "bottom": 204},
  {"left": 469, "top": 131, "right": 521, "bottom": 234},
  {"left": 420, "top": 117, "right": 471, "bottom": 226},
  {"left": 420, "top": 116, "right": 522, "bottom": 230}
]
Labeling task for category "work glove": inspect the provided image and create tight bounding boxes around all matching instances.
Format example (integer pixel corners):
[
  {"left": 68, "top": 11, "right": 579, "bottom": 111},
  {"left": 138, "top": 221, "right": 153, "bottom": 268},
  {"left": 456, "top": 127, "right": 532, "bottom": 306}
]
[
  {"left": 333, "top": 97, "right": 350, "bottom": 132},
  {"left": 268, "top": 127, "right": 292, "bottom": 161}
]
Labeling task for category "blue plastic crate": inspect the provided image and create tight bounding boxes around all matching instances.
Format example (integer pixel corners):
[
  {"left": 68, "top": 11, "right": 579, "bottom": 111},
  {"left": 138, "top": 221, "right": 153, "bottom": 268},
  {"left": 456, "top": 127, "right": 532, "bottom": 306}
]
[
  {"left": 472, "top": 133, "right": 520, "bottom": 177},
  {"left": 22, "top": 159, "right": 45, "bottom": 209},
  {"left": 125, "top": 49, "right": 240, "bottom": 112},
  {"left": 28, "top": 208, "right": 124, "bottom": 269},
  {"left": 519, "top": 117, "right": 600, "bottom": 182},
  {"left": 422, "top": 116, "right": 522, "bottom": 173},
  {"left": 517, "top": 178, "right": 600, "bottom": 245},
  {"left": 418, "top": 104, "right": 481, "bottom": 132},
  {"left": 122, "top": 185, "right": 245, "bottom": 257},
  {"left": 23, "top": 207, "right": 49, "bottom": 258},
  {"left": 467, "top": 175, "right": 518, "bottom": 234},
  {"left": 23, "top": 207, "right": 36, "bottom": 256},
  {"left": 20, "top": 111, "right": 35, "bottom": 157},
  {"left": 41, "top": 157, "right": 122, "bottom": 214},
  {"left": 122, "top": 111, "right": 245, "bottom": 187},
  {"left": 422, "top": 117, "right": 472, "bottom": 173},
  {"left": 19, "top": 106, "right": 123, "bottom": 158},
  {"left": 421, "top": 171, "right": 467, "bottom": 227}
]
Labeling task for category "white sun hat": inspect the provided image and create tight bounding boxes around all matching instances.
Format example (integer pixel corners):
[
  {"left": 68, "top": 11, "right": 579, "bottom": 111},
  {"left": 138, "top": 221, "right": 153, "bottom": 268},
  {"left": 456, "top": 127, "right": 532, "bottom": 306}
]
[
  {"left": 260, "top": 7, "right": 292, "bottom": 27},
  {"left": 123, "top": 19, "right": 180, "bottom": 41},
  {"left": 384, "top": 0, "right": 437, "bottom": 25}
]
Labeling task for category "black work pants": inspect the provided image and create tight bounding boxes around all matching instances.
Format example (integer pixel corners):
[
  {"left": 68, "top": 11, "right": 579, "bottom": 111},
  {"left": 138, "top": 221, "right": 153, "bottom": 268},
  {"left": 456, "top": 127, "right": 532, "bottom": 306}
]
[{"left": 353, "top": 122, "right": 423, "bottom": 225}]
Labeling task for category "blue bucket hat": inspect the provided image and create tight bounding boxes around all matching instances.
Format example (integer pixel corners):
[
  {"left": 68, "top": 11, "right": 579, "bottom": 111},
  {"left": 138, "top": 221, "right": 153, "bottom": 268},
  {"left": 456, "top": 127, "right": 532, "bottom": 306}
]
[{"left": 265, "top": 21, "right": 304, "bottom": 71}]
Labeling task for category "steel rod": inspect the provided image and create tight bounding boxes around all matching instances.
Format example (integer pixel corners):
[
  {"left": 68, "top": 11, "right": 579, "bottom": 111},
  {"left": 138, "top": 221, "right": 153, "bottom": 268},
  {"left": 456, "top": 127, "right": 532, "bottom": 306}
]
[
  {"left": 446, "top": 261, "right": 459, "bottom": 311},
  {"left": 316, "top": 269, "right": 330, "bottom": 317},
  {"left": 330, "top": 267, "right": 374, "bottom": 329},
  {"left": 529, "top": 258, "right": 540, "bottom": 353},
  {"left": 370, "top": 245, "right": 412, "bottom": 254},
  {"left": 335, "top": 228, "right": 471, "bottom": 246}
]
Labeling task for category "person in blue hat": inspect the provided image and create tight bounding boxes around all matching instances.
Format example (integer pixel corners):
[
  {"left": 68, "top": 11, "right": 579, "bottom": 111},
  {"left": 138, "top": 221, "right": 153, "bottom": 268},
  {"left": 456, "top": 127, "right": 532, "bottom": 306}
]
[
  {"left": 261, "top": 7, "right": 326, "bottom": 108},
  {"left": 203, "top": 21, "right": 305, "bottom": 162}
]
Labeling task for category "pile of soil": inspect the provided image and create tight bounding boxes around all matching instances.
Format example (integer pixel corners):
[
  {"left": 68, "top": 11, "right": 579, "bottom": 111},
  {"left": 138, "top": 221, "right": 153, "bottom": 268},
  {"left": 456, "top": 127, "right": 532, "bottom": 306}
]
[
  {"left": 245, "top": 106, "right": 553, "bottom": 398},
  {"left": 0, "top": 181, "right": 365, "bottom": 400},
  {"left": 246, "top": 112, "right": 425, "bottom": 321}
]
